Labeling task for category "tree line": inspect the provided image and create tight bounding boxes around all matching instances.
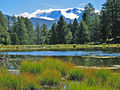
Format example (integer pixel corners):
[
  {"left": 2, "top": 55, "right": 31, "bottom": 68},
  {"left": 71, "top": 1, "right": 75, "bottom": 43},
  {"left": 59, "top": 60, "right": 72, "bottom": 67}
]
[{"left": 0, "top": 0, "right": 120, "bottom": 45}]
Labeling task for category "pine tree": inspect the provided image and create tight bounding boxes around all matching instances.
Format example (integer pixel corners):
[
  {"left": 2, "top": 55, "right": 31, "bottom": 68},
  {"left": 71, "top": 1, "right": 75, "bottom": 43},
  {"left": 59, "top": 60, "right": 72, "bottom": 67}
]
[
  {"left": 24, "top": 18, "right": 35, "bottom": 45},
  {"left": 50, "top": 23, "right": 57, "bottom": 44},
  {"left": 80, "top": 3, "right": 95, "bottom": 42},
  {"left": 56, "top": 16, "right": 67, "bottom": 44},
  {"left": 77, "top": 21, "right": 89, "bottom": 44},
  {"left": 100, "top": 0, "right": 120, "bottom": 43},
  {"left": 10, "top": 16, "right": 20, "bottom": 45},
  {"left": 0, "top": 11, "right": 11, "bottom": 45},
  {"left": 91, "top": 13, "right": 101, "bottom": 42},
  {"left": 72, "top": 18, "right": 78, "bottom": 43},
  {"left": 41, "top": 24, "right": 49, "bottom": 44},
  {"left": 35, "top": 24, "right": 45, "bottom": 44},
  {"left": 65, "top": 28, "right": 72, "bottom": 44},
  {"left": 16, "top": 17, "right": 29, "bottom": 45}
]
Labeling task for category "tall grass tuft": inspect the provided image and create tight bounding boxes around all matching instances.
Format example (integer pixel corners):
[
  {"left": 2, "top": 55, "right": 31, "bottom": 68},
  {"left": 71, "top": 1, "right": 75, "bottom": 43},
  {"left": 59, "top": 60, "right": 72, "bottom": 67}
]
[
  {"left": 20, "top": 57, "right": 74, "bottom": 76},
  {"left": 64, "top": 81, "right": 116, "bottom": 90},
  {"left": 93, "top": 69, "right": 112, "bottom": 85},
  {"left": 37, "top": 69, "right": 62, "bottom": 85},
  {"left": 40, "top": 57, "right": 74, "bottom": 76},
  {"left": 20, "top": 60, "right": 44, "bottom": 74},
  {"left": 67, "top": 68, "right": 85, "bottom": 81},
  {"left": 0, "top": 73, "right": 40, "bottom": 89}
]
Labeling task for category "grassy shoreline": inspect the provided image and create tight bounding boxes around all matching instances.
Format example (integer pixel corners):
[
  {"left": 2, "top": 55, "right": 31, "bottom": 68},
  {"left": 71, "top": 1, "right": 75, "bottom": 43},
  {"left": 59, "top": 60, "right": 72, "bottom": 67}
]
[{"left": 0, "top": 44, "right": 120, "bottom": 51}]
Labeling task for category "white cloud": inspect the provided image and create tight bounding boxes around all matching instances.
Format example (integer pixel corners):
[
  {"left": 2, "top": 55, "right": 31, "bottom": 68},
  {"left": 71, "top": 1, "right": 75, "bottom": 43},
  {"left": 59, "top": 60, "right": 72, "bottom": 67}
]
[
  {"left": 78, "top": 3, "right": 86, "bottom": 7},
  {"left": 95, "top": 9, "right": 100, "bottom": 14}
]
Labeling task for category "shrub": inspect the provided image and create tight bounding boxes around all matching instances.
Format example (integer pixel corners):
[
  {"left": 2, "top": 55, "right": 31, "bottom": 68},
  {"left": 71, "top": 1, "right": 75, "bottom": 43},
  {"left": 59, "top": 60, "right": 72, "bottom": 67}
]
[
  {"left": 37, "top": 69, "right": 61, "bottom": 85},
  {"left": 67, "top": 68, "right": 85, "bottom": 81}
]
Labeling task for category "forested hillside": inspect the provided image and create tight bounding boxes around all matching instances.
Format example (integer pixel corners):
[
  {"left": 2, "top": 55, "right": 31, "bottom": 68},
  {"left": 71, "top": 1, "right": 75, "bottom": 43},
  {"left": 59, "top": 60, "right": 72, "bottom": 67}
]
[{"left": 0, "top": 0, "right": 120, "bottom": 45}]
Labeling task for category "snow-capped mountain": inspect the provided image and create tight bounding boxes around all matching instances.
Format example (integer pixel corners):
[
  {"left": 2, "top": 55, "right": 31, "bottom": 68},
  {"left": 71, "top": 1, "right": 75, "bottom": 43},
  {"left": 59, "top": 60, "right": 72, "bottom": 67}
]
[{"left": 16, "top": 8, "right": 84, "bottom": 28}]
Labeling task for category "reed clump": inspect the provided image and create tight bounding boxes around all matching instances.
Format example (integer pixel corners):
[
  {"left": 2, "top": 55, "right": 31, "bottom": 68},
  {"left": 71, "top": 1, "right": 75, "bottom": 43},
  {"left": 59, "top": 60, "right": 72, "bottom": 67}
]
[
  {"left": 0, "top": 72, "right": 40, "bottom": 89},
  {"left": 20, "top": 57, "right": 74, "bottom": 76},
  {"left": 37, "top": 69, "right": 62, "bottom": 85}
]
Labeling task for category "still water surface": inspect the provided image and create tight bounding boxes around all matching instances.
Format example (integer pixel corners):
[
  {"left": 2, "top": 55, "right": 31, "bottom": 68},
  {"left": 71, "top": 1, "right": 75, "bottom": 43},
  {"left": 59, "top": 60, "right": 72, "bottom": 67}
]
[
  {"left": 1, "top": 51, "right": 120, "bottom": 56},
  {"left": 1, "top": 50, "right": 120, "bottom": 69}
]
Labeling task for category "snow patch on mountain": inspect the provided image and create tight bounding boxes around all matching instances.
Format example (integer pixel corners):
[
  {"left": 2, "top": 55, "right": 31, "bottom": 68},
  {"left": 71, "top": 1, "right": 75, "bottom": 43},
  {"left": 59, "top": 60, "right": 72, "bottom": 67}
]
[
  {"left": 16, "top": 8, "right": 84, "bottom": 20},
  {"left": 39, "top": 16, "right": 55, "bottom": 20}
]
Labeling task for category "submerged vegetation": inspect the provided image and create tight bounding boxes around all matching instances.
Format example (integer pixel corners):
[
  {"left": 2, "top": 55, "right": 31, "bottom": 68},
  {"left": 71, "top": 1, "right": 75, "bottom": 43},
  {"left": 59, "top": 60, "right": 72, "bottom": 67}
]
[{"left": 0, "top": 57, "right": 120, "bottom": 89}]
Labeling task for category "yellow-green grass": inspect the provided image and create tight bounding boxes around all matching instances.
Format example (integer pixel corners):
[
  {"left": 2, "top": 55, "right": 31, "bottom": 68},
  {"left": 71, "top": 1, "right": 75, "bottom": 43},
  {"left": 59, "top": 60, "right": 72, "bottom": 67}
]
[
  {"left": 36, "top": 69, "right": 62, "bottom": 85},
  {"left": 1, "top": 58, "right": 120, "bottom": 89},
  {"left": 20, "top": 57, "right": 74, "bottom": 76},
  {"left": 0, "top": 72, "right": 40, "bottom": 89},
  {"left": 67, "top": 68, "right": 120, "bottom": 89},
  {"left": 67, "top": 68, "right": 86, "bottom": 81},
  {"left": 1, "top": 44, "right": 120, "bottom": 51},
  {"left": 64, "top": 81, "right": 117, "bottom": 90}
]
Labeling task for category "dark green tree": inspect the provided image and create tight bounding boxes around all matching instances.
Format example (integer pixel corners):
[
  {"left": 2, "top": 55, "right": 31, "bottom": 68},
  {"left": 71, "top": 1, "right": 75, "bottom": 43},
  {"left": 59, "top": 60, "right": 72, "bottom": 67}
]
[
  {"left": 72, "top": 18, "right": 78, "bottom": 43},
  {"left": 16, "top": 17, "right": 29, "bottom": 45},
  {"left": 91, "top": 13, "right": 101, "bottom": 42},
  {"left": 35, "top": 24, "right": 45, "bottom": 44},
  {"left": 24, "top": 18, "right": 36, "bottom": 45},
  {"left": 0, "top": 11, "right": 11, "bottom": 45},
  {"left": 56, "top": 16, "right": 67, "bottom": 44},
  {"left": 50, "top": 23, "right": 57, "bottom": 44},
  {"left": 76, "top": 21, "right": 89, "bottom": 44}
]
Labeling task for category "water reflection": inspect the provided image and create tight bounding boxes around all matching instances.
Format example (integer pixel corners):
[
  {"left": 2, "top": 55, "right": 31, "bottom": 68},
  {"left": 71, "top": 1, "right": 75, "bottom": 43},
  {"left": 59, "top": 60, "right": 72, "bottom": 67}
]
[{"left": 0, "top": 54, "right": 120, "bottom": 69}]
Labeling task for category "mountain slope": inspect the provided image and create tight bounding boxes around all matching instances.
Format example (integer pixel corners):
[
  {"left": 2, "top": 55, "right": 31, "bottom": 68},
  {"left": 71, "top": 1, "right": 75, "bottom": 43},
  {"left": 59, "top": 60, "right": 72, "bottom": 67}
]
[{"left": 16, "top": 8, "right": 84, "bottom": 28}]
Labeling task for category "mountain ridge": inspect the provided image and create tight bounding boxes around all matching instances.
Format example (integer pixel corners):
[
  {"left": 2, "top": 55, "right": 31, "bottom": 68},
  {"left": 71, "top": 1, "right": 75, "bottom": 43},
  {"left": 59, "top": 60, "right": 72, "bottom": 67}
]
[{"left": 15, "top": 8, "right": 84, "bottom": 28}]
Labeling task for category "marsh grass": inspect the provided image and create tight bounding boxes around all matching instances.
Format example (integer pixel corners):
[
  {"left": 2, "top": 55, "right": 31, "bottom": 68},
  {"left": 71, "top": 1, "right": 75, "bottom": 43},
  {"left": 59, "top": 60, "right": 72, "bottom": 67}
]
[
  {"left": 0, "top": 72, "right": 40, "bottom": 89},
  {"left": 64, "top": 81, "right": 117, "bottom": 90},
  {"left": 21, "top": 60, "right": 44, "bottom": 74},
  {"left": 67, "top": 68, "right": 85, "bottom": 81},
  {"left": 21, "top": 57, "right": 74, "bottom": 76},
  {"left": 40, "top": 58, "right": 74, "bottom": 76},
  {"left": 37, "top": 69, "right": 62, "bottom": 85},
  {"left": 1, "top": 58, "right": 120, "bottom": 89}
]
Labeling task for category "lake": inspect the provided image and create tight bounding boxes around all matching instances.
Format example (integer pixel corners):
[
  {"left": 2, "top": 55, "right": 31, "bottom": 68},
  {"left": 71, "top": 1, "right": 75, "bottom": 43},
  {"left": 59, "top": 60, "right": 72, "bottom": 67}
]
[
  {"left": 0, "top": 50, "right": 120, "bottom": 69},
  {"left": 1, "top": 50, "right": 120, "bottom": 56}
]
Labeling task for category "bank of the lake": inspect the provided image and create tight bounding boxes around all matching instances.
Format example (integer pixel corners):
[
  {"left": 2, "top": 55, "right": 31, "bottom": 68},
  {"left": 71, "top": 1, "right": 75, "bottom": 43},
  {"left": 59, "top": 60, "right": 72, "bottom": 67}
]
[{"left": 1, "top": 44, "right": 120, "bottom": 51}]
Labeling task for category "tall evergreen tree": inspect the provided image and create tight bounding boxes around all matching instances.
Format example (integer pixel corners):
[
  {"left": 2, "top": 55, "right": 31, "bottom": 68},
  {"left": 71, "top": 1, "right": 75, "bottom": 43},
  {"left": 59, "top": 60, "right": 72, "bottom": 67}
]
[
  {"left": 0, "top": 11, "right": 11, "bottom": 45},
  {"left": 72, "top": 18, "right": 78, "bottom": 43},
  {"left": 65, "top": 27, "right": 73, "bottom": 44},
  {"left": 50, "top": 23, "right": 57, "bottom": 44},
  {"left": 76, "top": 21, "right": 89, "bottom": 44},
  {"left": 41, "top": 24, "right": 49, "bottom": 44},
  {"left": 100, "top": 0, "right": 120, "bottom": 43},
  {"left": 35, "top": 24, "right": 45, "bottom": 44},
  {"left": 16, "top": 17, "right": 29, "bottom": 45},
  {"left": 91, "top": 13, "right": 101, "bottom": 42},
  {"left": 24, "top": 18, "right": 35, "bottom": 45},
  {"left": 56, "top": 16, "right": 67, "bottom": 44}
]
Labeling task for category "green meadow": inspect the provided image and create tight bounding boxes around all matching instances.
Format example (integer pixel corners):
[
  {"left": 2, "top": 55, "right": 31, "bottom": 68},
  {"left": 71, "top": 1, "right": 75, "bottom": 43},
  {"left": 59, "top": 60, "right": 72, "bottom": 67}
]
[{"left": 0, "top": 57, "right": 120, "bottom": 89}]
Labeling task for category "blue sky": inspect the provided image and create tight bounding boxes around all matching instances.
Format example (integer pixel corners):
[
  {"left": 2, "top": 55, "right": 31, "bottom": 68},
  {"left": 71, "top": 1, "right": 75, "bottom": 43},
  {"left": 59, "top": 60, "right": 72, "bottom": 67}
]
[{"left": 0, "top": 0, "right": 106, "bottom": 15}]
